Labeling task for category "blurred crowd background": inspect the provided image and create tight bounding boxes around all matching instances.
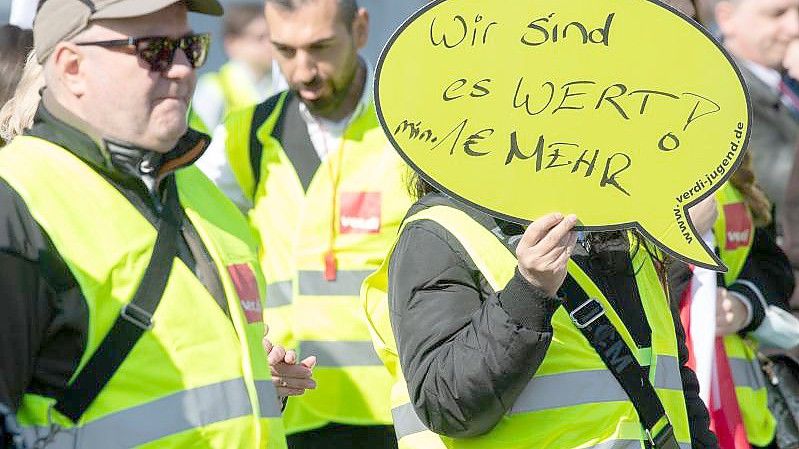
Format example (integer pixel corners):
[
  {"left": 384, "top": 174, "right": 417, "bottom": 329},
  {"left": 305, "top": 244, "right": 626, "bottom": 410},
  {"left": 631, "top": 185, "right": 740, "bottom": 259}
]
[{"left": 0, "top": 0, "right": 430, "bottom": 78}]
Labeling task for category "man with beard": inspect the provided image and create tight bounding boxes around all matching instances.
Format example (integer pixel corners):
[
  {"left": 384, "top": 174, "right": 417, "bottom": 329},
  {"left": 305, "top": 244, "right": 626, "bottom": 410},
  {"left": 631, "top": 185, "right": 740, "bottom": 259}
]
[{"left": 217, "top": 0, "right": 413, "bottom": 447}]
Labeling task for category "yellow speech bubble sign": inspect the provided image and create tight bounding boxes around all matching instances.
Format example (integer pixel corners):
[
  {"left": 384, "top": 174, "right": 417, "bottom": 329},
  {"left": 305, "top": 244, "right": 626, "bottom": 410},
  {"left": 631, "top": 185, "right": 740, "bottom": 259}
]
[{"left": 375, "top": 0, "right": 750, "bottom": 271}]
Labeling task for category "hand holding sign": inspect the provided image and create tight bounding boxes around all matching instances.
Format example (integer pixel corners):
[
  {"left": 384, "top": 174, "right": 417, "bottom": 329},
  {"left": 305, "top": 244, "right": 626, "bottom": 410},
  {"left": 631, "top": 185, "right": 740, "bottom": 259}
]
[
  {"left": 375, "top": 0, "right": 750, "bottom": 270},
  {"left": 517, "top": 213, "right": 579, "bottom": 297}
]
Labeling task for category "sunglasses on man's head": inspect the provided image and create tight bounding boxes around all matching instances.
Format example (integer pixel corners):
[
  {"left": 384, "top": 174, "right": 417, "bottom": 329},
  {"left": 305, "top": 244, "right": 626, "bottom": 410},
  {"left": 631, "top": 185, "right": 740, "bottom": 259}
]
[{"left": 75, "top": 33, "right": 211, "bottom": 73}]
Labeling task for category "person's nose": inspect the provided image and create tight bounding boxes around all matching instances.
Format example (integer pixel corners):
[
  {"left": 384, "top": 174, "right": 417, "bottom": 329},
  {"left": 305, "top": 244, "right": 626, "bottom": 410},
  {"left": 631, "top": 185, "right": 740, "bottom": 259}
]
[
  {"left": 292, "top": 50, "right": 318, "bottom": 84},
  {"left": 164, "top": 47, "right": 194, "bottom": 80}
]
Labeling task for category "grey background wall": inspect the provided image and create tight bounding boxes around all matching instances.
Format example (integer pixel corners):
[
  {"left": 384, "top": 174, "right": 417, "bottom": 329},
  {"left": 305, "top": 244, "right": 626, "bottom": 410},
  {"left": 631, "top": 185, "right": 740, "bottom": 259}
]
[
  {"left": 0, "top": 2, "right": 11, "bottom": 27},
  {"left": 1, "top": 0, "right": 429, "bottom": 75}
]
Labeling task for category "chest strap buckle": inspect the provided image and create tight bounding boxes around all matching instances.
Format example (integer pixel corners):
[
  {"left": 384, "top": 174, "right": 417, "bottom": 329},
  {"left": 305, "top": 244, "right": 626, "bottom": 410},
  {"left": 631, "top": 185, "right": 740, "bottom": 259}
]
[
  {"left": 569, "top": 298, "right": 605, "bottom": 329},
  {"left": 121, "top": 303, "right": 154, "bottom": 330}
]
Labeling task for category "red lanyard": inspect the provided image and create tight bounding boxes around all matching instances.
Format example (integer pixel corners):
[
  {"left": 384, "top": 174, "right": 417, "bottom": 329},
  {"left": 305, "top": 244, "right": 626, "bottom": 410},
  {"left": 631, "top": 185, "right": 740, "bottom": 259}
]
[{"left": 314, "top": 118, "right": 347, "bottom": 282}]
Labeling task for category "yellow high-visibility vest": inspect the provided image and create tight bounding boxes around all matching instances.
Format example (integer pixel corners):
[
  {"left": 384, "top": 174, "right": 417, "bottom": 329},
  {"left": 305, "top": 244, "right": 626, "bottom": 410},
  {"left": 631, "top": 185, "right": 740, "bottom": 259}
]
[
  {"left": 224, "top": 91, "right": 414, "bottom": 434},
  {"left": 363, "top": 205, "right": 693, "bottom": 449},
  {"left": 0, "top": 136, "right": 286, "bottom": 449},
  {"left": 714, "top": 183, "right": 776, "bottom": 446}
]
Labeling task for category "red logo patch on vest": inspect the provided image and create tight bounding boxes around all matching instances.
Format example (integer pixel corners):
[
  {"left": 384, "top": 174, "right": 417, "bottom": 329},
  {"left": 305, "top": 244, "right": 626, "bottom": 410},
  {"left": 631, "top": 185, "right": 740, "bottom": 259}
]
[
  {"left": 226, "top": 264, "right": 263, "bottom": 323},
  {"left": 340, "top": 192, "right": 381, "bottom": 234},
  {"left": 723, "top": 202, "right": 752, "bottom": 250}
]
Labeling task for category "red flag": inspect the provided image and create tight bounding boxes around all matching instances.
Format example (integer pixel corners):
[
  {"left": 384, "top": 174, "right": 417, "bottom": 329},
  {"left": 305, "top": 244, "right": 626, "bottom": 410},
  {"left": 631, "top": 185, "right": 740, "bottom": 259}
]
[{"left": 709, "top": 338, "right": 750, "bottom": 449}]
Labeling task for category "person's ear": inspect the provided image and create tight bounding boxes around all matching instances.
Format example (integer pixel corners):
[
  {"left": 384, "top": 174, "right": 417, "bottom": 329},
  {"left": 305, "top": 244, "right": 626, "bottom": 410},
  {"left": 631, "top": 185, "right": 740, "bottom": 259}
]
[
  {"left": 715, "top": 1, "right": 736, "bottom": 36},
  {"left": 51, "top": 42, "right": 87, "bottom": 97},
  {"left": 352, "top": 8, "right": 369, "bottom": 50}
]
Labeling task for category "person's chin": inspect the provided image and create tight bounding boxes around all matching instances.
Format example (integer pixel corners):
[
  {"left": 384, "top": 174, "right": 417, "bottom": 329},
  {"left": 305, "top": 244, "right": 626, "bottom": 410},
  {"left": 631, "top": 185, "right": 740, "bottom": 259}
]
[
  {"left": 154, "top": 98, "right": 188, "bottom": 115},
  {"left": 148, "top": 121, "right": 187, "bottom": 152},
  {"left": 304, "top": 96, "right": 338, "bottom": 115}
]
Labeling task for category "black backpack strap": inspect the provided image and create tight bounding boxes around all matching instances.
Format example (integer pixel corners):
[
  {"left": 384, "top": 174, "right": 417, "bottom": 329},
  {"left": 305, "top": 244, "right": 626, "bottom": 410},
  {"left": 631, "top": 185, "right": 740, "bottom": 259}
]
[
  {"left": 54, "top": 177, "right": 183, "bottom": 423},
  {"left": 560, "top": 274, "right": 680, "bottom": 449}
]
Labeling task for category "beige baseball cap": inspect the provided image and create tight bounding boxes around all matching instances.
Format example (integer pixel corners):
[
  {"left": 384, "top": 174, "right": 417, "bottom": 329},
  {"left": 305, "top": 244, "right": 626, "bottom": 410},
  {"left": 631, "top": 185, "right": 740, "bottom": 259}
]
[{"left": 34, "top": 0, "right": 224, "bottom": 63}]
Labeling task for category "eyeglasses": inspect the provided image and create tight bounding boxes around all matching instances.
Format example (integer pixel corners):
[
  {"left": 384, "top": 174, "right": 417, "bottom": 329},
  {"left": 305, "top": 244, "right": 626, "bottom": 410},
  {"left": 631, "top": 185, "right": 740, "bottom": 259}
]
[{"left": 75, "top": 33, "right": 211, "bottom": 73}]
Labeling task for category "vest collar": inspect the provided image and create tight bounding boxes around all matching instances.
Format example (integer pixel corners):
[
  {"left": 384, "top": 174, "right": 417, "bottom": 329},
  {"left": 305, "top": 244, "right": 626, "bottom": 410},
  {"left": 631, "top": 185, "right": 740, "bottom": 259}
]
[{"left": 28, "top": 91, "right": 210, "bottom": 190}]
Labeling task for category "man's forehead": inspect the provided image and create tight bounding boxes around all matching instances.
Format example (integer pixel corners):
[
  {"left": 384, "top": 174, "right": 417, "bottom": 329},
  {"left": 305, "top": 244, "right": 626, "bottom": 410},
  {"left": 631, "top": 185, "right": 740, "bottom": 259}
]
[
  {"left": 266, "top": 1, "right": 343, "bottom": 44},
  {"left": 265, "top": 0, "right": 340, "bottom": 28},
  {"left": 88, "top": 4, "right": 191, "bottom": 38}
]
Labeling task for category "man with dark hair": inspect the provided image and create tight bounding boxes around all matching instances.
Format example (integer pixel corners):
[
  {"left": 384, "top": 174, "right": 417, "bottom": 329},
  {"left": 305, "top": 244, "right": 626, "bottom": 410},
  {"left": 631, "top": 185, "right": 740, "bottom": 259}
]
[
  {"left": 190, "top": 1, "right": 274, "bottom": 133},
  {"left": 216, "top": 0, "right": 413, "bottom": 447},
  {"left": 268, "top": 0, "right": 359, "bottom": 29}
]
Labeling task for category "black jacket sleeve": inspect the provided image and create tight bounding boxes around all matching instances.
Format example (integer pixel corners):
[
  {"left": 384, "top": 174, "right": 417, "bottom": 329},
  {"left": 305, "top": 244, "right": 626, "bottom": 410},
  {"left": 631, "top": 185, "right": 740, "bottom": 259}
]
[
  {"left": 388, "top": 221, "right": 561, "bottom": 438},
  {"left": 668, "top": 227, "right": 795, "bottom": 332},
  {"left": 0, "top": 179, "right": 86, "bottom": 412},
  {"left": 729, "top": 228, "right": 795, "bottom": 332}
]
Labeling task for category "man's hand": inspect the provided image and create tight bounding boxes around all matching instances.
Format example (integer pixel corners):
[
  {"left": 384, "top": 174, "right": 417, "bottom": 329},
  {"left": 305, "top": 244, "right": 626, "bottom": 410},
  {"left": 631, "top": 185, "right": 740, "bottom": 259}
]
[
  {"left": 516, "top": 213, "right": 578, "bottom": 297},
  {"left": 716, "top": 287, "right": 750, "bottom": 336},
  {"left": 263, "top": 333, "right": 317, "bottom": 398},
  {"left": 687, "top": 196, "right": 718, "bottom": 237}
]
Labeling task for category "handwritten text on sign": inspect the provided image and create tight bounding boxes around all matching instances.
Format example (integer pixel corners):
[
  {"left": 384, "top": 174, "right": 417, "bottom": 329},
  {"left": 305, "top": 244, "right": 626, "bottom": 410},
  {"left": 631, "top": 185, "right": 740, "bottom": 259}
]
[{"left": 375, "top": 0, "right": 750, "bottom": 270}]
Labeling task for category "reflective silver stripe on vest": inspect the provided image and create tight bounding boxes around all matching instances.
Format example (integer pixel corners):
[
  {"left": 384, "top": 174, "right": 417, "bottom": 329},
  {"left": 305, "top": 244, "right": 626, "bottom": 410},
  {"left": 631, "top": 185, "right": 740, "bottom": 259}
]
[
  {"left": 266, "top": 281, "right": 293, "bottom": 308},
  {"left": 392, "top": 403, "right": 429, "bottom": 440},
  {"left": 22, "top": 377, "right": 274, "bottom": 449},
  {"left": 729, "top": 357, "right": 767, "bottom": 390},
  {"left": 255, "top": 380, "right": 283, "bottom": 418},
  {"left": 391, "top": 404, "right": 692, "bottom": 449},
  {"left": 299, "top": 341, "right": 383, "bottom": 367},
  {"left": 392, "top": 356, "right": 688, "bottom": 442},
  {"left": 297, "top": 270, "right": 374, "bottom": 296},
  {"left": 653, "top": 355, "right": 683, "bottom": 391},
  {"left": 511, "top": 356, "right": 682, "bottom": 415}
]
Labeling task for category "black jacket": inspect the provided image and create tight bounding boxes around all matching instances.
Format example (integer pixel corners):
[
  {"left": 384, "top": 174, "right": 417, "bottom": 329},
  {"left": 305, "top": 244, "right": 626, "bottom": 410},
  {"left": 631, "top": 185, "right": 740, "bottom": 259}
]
[
  {"left": 388, "top": 193, "right": 719, "bottom": 448},
  {"left": 668, "top": 226, "right": 794, "bottom": 330},
  {"left": 0, "top": 95, "right": 228, "bottom": 412}
]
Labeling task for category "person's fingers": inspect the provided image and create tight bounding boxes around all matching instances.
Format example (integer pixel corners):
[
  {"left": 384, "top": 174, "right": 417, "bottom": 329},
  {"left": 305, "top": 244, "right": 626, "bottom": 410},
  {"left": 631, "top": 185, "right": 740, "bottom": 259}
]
[
  {"left": 517, "top": 213, "right": 564, "bottom": 252},
  {"left": 551, "top": 244, "right": 572, "bottom": 270},
  {"left": 540, "top": 230, "right": 578, "bottom": 265},
  {"left": 566, "top": 230, "right": 578, "bottom": 252},
  {"left": 272, "top": 363, "right": 314, "bottom": 379},
  {"left": 538, "top": 245, "right": 569, "bottom": 268},
  {"left": 268, "top": 345, "right": 287, "bottom": 366},
  {"left": 273, "top": 376, "right": 316, "bottom": 390},
  {"left": 277, "top": 387, "right": 306, "bottom": 397},
  {"left": 300, "top": 356, "right": 317, "bottom": 369},
  {"left": 284, "top": 349, "right": 297, "bottom": 365},
  {"left": 716, "top": 310, "right": 727, "bottom": 330},
  {"left": 262, "top": 336, "right": 273, "bottom": 354},
  {"left": 533, "top": 215, "right": 578, "bottom": 255},
  {"left": 722, "top": 297, "right": 733, "bottom": 313}
]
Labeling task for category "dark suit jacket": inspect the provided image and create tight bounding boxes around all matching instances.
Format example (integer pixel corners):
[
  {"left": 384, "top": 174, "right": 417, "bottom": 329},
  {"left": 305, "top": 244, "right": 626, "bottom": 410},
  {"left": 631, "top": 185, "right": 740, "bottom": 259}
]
[{"left": 737, "top": 61, "right": 799, "bottom": 212}]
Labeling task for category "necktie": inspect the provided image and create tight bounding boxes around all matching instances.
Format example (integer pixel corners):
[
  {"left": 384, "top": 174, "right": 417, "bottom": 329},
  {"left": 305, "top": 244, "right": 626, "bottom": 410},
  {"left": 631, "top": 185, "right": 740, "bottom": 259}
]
[{"left": 778, "top": 77, "right": 799, "bottom": 120}]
